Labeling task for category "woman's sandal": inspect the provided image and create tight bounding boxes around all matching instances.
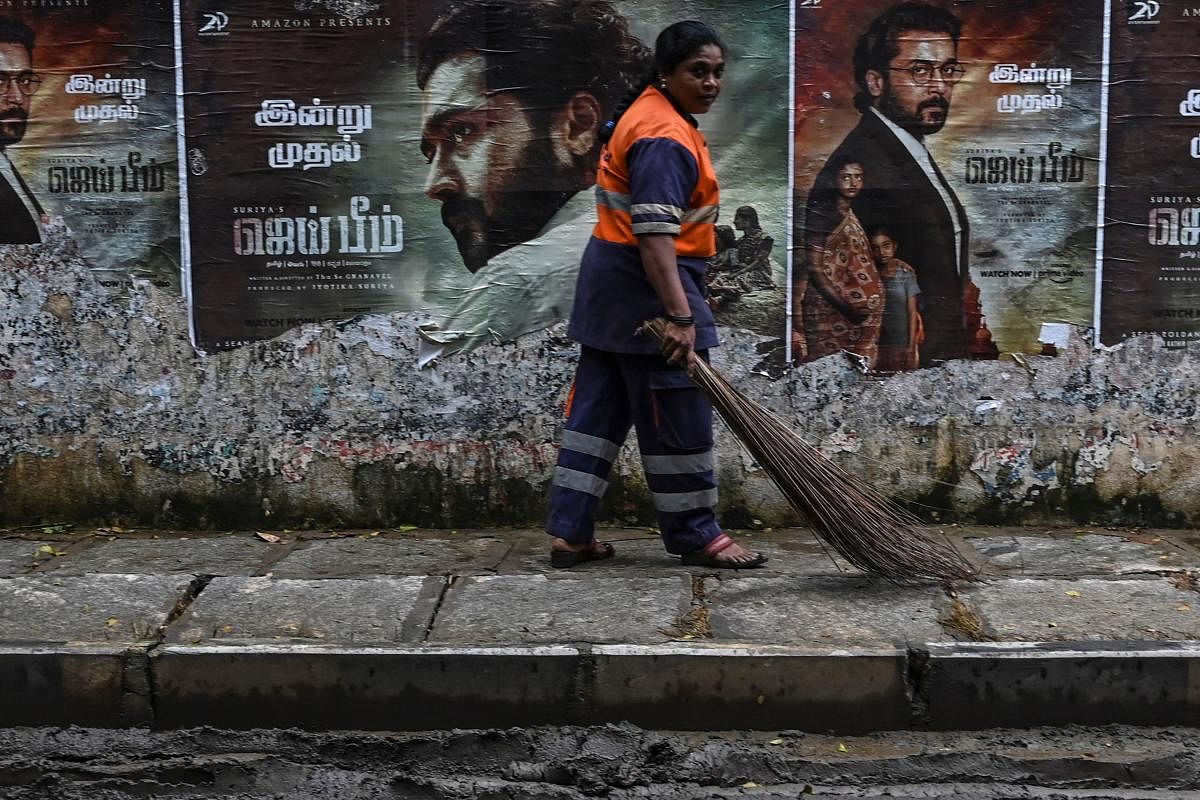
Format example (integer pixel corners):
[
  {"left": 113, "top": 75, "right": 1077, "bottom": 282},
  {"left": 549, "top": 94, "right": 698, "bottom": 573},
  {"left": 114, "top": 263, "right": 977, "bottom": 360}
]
[
  {"left": 550, "top": 541, "right": 616, "bottom": 569},
  {"left": 680, "top": 532, "right": 768, "bottom": 569}
]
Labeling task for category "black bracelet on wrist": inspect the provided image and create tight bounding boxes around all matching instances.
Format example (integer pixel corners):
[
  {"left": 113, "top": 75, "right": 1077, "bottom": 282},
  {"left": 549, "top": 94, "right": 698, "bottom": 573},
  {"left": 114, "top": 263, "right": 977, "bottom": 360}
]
[{"left": 665, "top": 313, "right": 695, "bottom": 326}]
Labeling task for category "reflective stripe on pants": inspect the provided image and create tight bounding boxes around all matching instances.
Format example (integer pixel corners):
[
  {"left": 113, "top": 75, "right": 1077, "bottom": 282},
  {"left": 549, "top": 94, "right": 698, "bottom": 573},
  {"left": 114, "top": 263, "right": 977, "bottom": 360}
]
[{"left": 546, "top": 345, "right": 722, "bottom": 555}]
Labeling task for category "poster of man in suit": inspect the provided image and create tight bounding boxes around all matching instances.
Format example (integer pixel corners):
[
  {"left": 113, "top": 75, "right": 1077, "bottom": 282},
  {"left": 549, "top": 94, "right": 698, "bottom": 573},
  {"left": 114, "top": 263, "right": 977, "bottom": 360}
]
[
  {"left": 791, "top": 0, "right": 1103, "bottom": 371},
  {"left": 0, "top": 17, "right": 44, "bottom": 245},
  {"left": 0, "top": 3, "right": 177, "bottom": 290}
]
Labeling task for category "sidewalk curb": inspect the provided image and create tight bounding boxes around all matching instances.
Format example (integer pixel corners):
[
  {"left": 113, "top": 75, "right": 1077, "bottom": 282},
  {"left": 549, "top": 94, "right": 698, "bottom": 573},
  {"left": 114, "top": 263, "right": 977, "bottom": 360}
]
[
  {"left": 8, "top": 640, "right": 1199, "bottom": 731},
  {"left": 587, "top": 645, "right": 910, "bottom": 731},
  {"left": 0, "top": 644, "right": 132, "bottom": 727},
  {"left": 151, "top": 644, "right": 580, "bottom": 730},
  {"left": 150, "top": 643, "right": 912, "bottom": 731},
  {"left": 919, "top": 641, "right": 1200, "bottom": 729}
]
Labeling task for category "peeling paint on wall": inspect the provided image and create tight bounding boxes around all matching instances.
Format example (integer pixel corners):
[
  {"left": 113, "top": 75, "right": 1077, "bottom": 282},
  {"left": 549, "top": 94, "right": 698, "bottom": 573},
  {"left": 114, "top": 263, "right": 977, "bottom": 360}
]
[
  {"left": 970, "top": 441, "right": 1060, "bottom": 504},
  {"left": 818, "top": 429, "right": 862, "bottom": 458},
  {"left": 1074, "top": 426, "right": 1174, "bottom": 485},
  {"left": 1075, "top": 428, "right": 1114, "bottom": 486},
  {"left": 4, "top": 231, "right": 1200, "bottom": 528}
]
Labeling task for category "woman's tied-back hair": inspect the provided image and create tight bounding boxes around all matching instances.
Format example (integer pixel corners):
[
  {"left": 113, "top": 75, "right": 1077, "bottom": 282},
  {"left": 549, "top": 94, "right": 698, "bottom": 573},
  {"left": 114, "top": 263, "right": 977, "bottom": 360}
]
[{"left": 598, "top": 19, "right": 726, "bottom": 144}]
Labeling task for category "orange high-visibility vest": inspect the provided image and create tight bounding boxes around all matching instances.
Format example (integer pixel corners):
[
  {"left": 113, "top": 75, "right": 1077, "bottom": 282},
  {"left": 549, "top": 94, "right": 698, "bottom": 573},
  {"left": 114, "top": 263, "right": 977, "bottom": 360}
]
[{"left": 593, "top": 86, "right": 719, "bottom": 258}]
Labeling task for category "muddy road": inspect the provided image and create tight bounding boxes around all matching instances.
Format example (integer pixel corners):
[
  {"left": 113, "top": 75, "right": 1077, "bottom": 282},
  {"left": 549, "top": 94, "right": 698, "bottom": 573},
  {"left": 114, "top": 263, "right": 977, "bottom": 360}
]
[{"left": 3, "top": 724, "right": 1199, "bottom": 798}]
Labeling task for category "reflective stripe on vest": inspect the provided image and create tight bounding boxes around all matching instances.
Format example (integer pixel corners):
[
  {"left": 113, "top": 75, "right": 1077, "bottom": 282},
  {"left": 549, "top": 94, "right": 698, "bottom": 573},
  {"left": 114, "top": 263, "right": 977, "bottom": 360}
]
[{"left": 593, "top": 86, "right": 719, "bottom": 257}]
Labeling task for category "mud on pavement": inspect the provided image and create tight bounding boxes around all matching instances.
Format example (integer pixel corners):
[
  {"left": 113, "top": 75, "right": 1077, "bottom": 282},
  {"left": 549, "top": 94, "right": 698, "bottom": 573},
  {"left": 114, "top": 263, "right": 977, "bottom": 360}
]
[{"left": 2, "top": 723, "right": 1200, "bottom": 799}]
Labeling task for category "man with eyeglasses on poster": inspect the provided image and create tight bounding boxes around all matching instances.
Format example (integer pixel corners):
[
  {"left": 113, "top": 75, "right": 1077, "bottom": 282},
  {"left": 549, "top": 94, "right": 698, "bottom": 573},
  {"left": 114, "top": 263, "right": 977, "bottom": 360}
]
[
  {"left": 0, "top": 17, "right": 45, "bottom": 245},
  {"left": 801, "top": 2, "right": 976, "bottom": 367}
]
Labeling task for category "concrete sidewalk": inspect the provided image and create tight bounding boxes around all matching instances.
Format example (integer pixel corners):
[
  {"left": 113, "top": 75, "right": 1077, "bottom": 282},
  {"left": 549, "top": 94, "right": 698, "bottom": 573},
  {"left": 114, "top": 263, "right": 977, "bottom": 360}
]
[{"left": 2, "top": 525, "right": 1199, "bottom": 732}]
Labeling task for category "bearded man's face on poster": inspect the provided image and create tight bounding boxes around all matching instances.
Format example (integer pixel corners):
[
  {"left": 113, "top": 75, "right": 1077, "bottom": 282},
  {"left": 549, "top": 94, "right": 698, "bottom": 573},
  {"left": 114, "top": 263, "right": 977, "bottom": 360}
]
[{"left": 419, "top": 52, "right": 589, "bottom": 273}]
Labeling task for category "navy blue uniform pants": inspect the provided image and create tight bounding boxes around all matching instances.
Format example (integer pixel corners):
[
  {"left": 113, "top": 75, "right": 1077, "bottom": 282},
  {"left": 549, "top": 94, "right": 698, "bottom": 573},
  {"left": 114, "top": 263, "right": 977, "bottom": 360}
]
[{"left": 546, "top": 345, "right": 722, "bottom": 555}]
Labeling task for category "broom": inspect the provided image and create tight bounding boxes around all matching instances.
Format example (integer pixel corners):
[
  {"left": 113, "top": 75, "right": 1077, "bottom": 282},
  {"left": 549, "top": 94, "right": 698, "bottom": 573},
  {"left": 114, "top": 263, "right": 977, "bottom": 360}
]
[{"left": 642, "top": 318, "right": 977, "bottom": 585}]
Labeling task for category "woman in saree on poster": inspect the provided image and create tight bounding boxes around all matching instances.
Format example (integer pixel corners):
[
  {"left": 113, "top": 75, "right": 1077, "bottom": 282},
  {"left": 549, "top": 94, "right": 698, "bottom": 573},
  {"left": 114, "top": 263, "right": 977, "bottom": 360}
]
[{"left": 792, "top": 154, "right": 883, "bottom": 367}]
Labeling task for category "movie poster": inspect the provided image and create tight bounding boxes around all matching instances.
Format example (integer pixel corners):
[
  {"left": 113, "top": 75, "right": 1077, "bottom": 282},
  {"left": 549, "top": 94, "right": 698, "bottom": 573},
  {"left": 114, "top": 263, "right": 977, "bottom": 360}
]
[
  {"left": 0, "top": 1, "right": 178, "bottom": 291},
  {"left": 1101, "top": 0, "right": 1200, "bottom": 347},
  {"left": 179, "top": 0, "right": 788, "bottom": 357},
  {"left": 790, "top": 0, "right": 1103, "bottom": 371}
]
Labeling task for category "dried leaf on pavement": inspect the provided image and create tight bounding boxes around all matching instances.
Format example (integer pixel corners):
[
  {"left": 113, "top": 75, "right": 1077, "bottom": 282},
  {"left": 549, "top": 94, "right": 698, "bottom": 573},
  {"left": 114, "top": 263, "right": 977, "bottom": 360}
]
[{"left": 938, "top": 597, "right": 992, "bottom": 642}]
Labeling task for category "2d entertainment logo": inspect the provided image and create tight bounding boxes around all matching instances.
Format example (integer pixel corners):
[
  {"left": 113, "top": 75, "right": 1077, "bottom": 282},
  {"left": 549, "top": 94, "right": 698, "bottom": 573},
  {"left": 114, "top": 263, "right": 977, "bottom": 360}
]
[
  {"left": 198, "top": 11, "right": 230, "bottom": 36},
  {"left": 1128, "top": 0, "right": 1161, "bottom": 24}
]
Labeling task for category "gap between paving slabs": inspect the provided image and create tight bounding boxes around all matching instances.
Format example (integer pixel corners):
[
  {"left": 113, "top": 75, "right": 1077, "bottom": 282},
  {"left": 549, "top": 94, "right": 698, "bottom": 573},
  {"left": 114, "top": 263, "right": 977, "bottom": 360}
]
[
  {"left": 133, "top": 573, "right": 216, "bottom": 724},
  {"left": 654, "top": 568, "right": 940, "bottom": 731}
]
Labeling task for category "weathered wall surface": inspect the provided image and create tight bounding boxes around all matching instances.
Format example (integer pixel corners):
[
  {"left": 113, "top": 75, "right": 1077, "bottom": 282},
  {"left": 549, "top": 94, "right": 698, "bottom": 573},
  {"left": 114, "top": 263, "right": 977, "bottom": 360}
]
[{"left": 2, "top": 231, "right": 1198, "bottom": 529}]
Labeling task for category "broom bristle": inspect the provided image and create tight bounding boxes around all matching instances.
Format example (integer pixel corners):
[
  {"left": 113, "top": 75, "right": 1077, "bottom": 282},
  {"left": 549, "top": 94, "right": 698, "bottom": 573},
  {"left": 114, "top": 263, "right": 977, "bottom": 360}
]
[{"left": 643, "top": 319, "right": 976, "bottom": 584}]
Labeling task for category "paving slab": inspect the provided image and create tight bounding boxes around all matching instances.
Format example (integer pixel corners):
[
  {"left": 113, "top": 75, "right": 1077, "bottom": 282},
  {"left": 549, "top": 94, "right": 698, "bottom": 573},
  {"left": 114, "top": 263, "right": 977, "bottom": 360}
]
[
  {"left": 501, "top": 534, "right": 682, "bottom": 576},
  {"left": 707, "top": 576, "right": 949, "bottom": 646},
  {"left": 743, "top": 535, "right": 864, "bottom": 577},
  {"left": 0, "top": 540, "right": 51, "bottom": 576},
  {"left": 960, "top": 577, "right": 1200, "bottom": 641},
  {"left": 967, "top": 533, "right": 1198, "bottom": 577},
  {"left": 54, "top": 536, "right": 275, "bottom": 577},
  {"left": 272, "top": 536, "right": 508, "bottom": 578},
  {"left": 1175, "top": 532, "right": 1200, "bottom": 555},
  {"left": 165, "top": 577, "right": 442, "bottom": 645},
  {"left": 0, "top": 574, "right": 192, "bottom": 643},
  {"left": 501, "top": 531, "right": 861, "bottom": 578},
  {"left": 428, "top": 575, "right": 690, "bottom": 645}
]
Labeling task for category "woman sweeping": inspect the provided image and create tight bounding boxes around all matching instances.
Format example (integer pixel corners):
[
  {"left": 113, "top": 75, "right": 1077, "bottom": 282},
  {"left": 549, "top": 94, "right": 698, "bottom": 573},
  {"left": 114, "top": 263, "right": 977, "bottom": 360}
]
[{"left": 545, "top": 20, "right": 767, "bottom": 569}]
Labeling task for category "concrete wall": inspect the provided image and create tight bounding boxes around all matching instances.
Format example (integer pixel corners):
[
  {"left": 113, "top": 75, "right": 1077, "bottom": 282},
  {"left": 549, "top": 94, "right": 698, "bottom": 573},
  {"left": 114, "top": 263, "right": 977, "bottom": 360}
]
[{"left": 2, "top": 231, "right": 1198, "bottom": 529}]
